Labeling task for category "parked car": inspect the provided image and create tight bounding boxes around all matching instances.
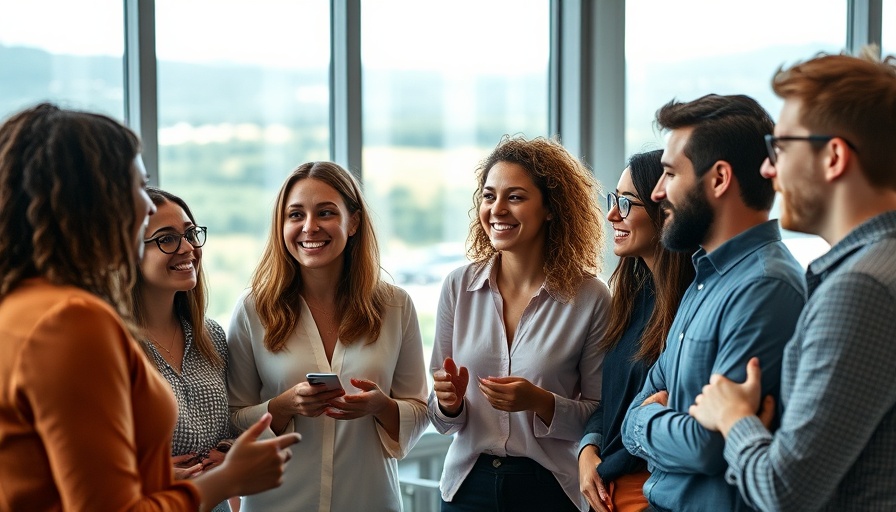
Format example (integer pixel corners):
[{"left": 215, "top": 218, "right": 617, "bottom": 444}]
[{"left": 393, "top": 247, "right": 468, "bottom": 286}]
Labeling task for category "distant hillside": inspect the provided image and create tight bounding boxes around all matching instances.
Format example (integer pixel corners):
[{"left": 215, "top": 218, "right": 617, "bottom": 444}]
[
  {"left": 0, "top": 43, "right": 547, "bottom": 147},
  {"left": 1, "top": 41, "right": 833, "bottom": 152}
]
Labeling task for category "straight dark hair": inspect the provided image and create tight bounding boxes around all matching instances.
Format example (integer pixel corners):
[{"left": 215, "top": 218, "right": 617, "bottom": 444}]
[
  {"left": 599, "top": 150, "right": 695, "bottom": 363},
  {"left": 656, "top": 94, "right": 776, "bottom": 211}
]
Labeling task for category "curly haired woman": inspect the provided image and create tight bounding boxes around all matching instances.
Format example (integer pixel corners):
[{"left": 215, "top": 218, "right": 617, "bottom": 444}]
[
  {"left": 0, "top": 103, "right": 298, "bottom": 512},
  {"left": 429, "top": 135, "right": 611, "bottom": 512}
]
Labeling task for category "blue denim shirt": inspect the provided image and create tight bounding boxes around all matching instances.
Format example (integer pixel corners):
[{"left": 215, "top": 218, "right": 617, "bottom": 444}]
[{"left": 621, "top": 220, "right": 806, "bottom": 512}]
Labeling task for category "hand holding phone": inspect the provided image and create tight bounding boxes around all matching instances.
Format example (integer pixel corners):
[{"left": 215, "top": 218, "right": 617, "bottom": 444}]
[{"left": 306, "top": 373, "right": 344, "bottom": 392}]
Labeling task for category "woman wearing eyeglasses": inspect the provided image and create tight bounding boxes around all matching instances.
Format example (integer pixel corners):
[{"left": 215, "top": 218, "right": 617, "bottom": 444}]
[
  {"left": 577, "top": 150, "right": 694, "bottom": 512},
  {"left": 132, "top": 187, "right": 239, "bottom": 512}
]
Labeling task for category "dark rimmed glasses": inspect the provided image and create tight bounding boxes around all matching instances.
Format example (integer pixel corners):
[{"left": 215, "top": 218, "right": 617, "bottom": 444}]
[
  {"left": 764, "top": 134, "right": 859, "bottom": 166},
  {"left": 144, "top": 226, "right": 207, "bottom": 254},
  {"left": 606, "top": 192, "right": 645, "bottom": 219}
]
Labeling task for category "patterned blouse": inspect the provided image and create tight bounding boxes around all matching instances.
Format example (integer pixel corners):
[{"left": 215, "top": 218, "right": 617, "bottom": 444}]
[{"left": 147, "top": 318, "right": 232, "bottom": 457}]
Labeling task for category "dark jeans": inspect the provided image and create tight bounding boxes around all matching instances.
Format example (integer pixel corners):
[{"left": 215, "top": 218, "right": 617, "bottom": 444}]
[{"left": 441, "top": 454, "right": 579, "bottom": 512}]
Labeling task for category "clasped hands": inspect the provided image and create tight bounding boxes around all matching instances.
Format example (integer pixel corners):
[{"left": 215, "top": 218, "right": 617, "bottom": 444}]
[
  {"left": 432, "top": 357, "right": 554, "bottom": 422},
  {"left": 172, "top": 442, "right": 230, "bottom": 479}
]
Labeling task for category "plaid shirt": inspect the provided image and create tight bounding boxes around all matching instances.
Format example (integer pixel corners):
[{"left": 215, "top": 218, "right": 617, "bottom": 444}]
[{"left": 724, "top": 211, "right": 896, "bottom": 511}]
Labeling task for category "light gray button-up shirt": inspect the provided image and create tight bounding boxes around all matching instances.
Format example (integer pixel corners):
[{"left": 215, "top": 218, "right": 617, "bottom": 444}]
[{"left": 428, "top": 256, "right": 610, "bottom": 511}]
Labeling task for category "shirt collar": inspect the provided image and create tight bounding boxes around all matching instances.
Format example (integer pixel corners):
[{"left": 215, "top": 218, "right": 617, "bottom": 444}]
[
  {"left": 807, "top": 210, "right": 896, "bottom": 277},
  {"left": 467, "top": 253, "right": 566, "bottom": 303},
  {"left": 693, "top": 220, "right": 782, "bottom": 276}
]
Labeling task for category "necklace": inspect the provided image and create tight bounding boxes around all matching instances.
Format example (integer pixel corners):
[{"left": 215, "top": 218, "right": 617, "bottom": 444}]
[
  {"left": 151, "top": 322, "right": 180, "bottom": 357},
  {"left": 305, "top": 300, "right": 337, "bottom": 336}
]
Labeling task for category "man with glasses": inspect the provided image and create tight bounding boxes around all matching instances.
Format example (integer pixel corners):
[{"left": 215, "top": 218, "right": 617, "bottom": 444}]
[
  {"left": 621, "top": 94, "right": 806, "bottom": 511},
  {"left": 688, "top": 49, "right": 896, "bottom": 511}
]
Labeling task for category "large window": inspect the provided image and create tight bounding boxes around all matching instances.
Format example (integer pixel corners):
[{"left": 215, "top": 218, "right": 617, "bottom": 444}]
[
  {"left": 0, "top": 0, "right": 124, "bottom": 119},
  {"left": 155, "top": 0, "right": 331, "bottom": 327},
  {"left": 884, "top": 0, "right": 896, "bottom": 56},
  {"left": 625, "top": 0, "right": 846, "bottom": 266},
  {"left": 361, "top": 0, "right": 551, "bottom": 361},
  {"left": 0, "top": 3, "right": 889, "bottom": 511},
  {"left": 626, "top": 0, "right": 847, "bottom": 154}
]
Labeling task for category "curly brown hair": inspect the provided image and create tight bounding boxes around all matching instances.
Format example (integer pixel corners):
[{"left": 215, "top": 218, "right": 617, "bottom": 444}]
[
  {"left": 467, "top": 135, "right": 604, "bottom": 300},
  {"left": 0, "top": 103, "right": 142, "bottom": 318}
]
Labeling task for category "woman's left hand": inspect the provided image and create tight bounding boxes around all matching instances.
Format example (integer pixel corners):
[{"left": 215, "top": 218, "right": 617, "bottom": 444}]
[
  {"left": 476, "top": 376, "right": 542, "bottom": 412},
  {"left": 325, "top": 378, "right": 393, "bottom": 420},
  {"left": 201, "top": 447, "right": 226, "bottom": 472},
  {"left": 477, "top": 376, "right": 555, "bottom": 424}
]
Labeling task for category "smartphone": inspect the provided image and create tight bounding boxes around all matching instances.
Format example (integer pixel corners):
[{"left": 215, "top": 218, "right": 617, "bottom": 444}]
[{"left": 306, "top": 373, "right": 344, "bottom": 392}]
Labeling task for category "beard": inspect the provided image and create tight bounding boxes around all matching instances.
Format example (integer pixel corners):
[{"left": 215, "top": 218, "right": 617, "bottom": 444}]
[
  {"left": 779, "top": 182, "right": 823, "bottom": 235},
  {"left": 660, "top": 183, "right": 714, "bottom": 253}
]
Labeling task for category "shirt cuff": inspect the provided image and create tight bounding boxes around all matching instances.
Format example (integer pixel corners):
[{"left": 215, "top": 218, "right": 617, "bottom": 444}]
[
  {"left": 533, "top": 392, "right": 561, "bottom": 438},
  {"left": 622, "top": 402, "right": 659, "bottom": 459},
  {"left": 723, "top": 416, "right": 772, "bottom": 481},
  {"left": 427, "top": 392, "right": 467, "bottom": 435},
  {"left": 230, "top": 400, "right": 284, "bottom": 440},
  {"left": 376, "top": 399, "right": 426, "bottom": 460},
  {"left": 579, "top": 433, "right": 602, "bottom": 456}
]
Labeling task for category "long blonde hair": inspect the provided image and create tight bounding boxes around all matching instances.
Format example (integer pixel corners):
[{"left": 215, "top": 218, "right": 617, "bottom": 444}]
[{"left": 252, "top": 162, "right": 392, "bottom": 352}]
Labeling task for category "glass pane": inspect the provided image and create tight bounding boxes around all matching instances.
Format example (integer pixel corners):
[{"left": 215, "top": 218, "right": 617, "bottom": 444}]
[
  {"left": 0, "top": 0, "right": 124, "bottom": 120},
  {"left": 626, "top": 0, "right": 847, "bottom": 266},
  {"left": 155, "top": 0, "right": 330, "bottom": 327},
  {"left": 361, "top": 0, "right": 550, "bottom": 363},
  {"left": 883, "top": 0, "right": 896, "bottom": 56}
]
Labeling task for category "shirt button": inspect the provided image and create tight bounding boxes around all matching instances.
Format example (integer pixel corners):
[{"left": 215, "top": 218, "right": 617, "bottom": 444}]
[
  {"left": 679, "top": 332, "right": 684, "bottom": 341},
  {"left": 492, "top": 459, "right": 502, "bottom": 468},
  {"left": 697, "top": 283, "right": 704, "bottom": 290}
]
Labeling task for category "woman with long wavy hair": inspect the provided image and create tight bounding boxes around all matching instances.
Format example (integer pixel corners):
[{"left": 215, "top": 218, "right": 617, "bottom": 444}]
[
  {"left": 227, "top": 161, "right": 429, "bottom": 512},
  {"left": 577, "top": 150, "right": 695, "bottom": 512},
  {"left": 0, "top": 103, "right": 298, "bottom": 512},
  {"left": 429, "top": 135, "right": 611, "bottom": 512}
]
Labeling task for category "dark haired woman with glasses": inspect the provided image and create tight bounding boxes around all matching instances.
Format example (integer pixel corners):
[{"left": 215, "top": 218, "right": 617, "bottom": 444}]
[
  {"left": 132, "top": 187, "right": 238, "bottom": 512},
  {"left": 577, "top": 150, "right": 694, "bottom": 512}
]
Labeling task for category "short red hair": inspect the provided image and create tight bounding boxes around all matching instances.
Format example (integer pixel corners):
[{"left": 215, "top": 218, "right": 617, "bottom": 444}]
[{"left": 772, "top": 47, "right": 896, "bottom": 189}]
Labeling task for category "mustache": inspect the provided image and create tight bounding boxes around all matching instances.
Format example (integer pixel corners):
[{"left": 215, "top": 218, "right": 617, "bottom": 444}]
[{"left": 659, "top": 200, "right": 674, "bottom": 217}]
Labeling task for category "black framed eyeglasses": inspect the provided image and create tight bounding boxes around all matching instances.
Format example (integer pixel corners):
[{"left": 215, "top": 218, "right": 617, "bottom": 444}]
[
  {"left": 764, "top": 134, "right": 859, "bottom": 166},
  {"left": 144, "top": 226, "right": 207, "bottom": 254},
  {"left": 606, "top": 192, "right": 645, "bottom": 219}
]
